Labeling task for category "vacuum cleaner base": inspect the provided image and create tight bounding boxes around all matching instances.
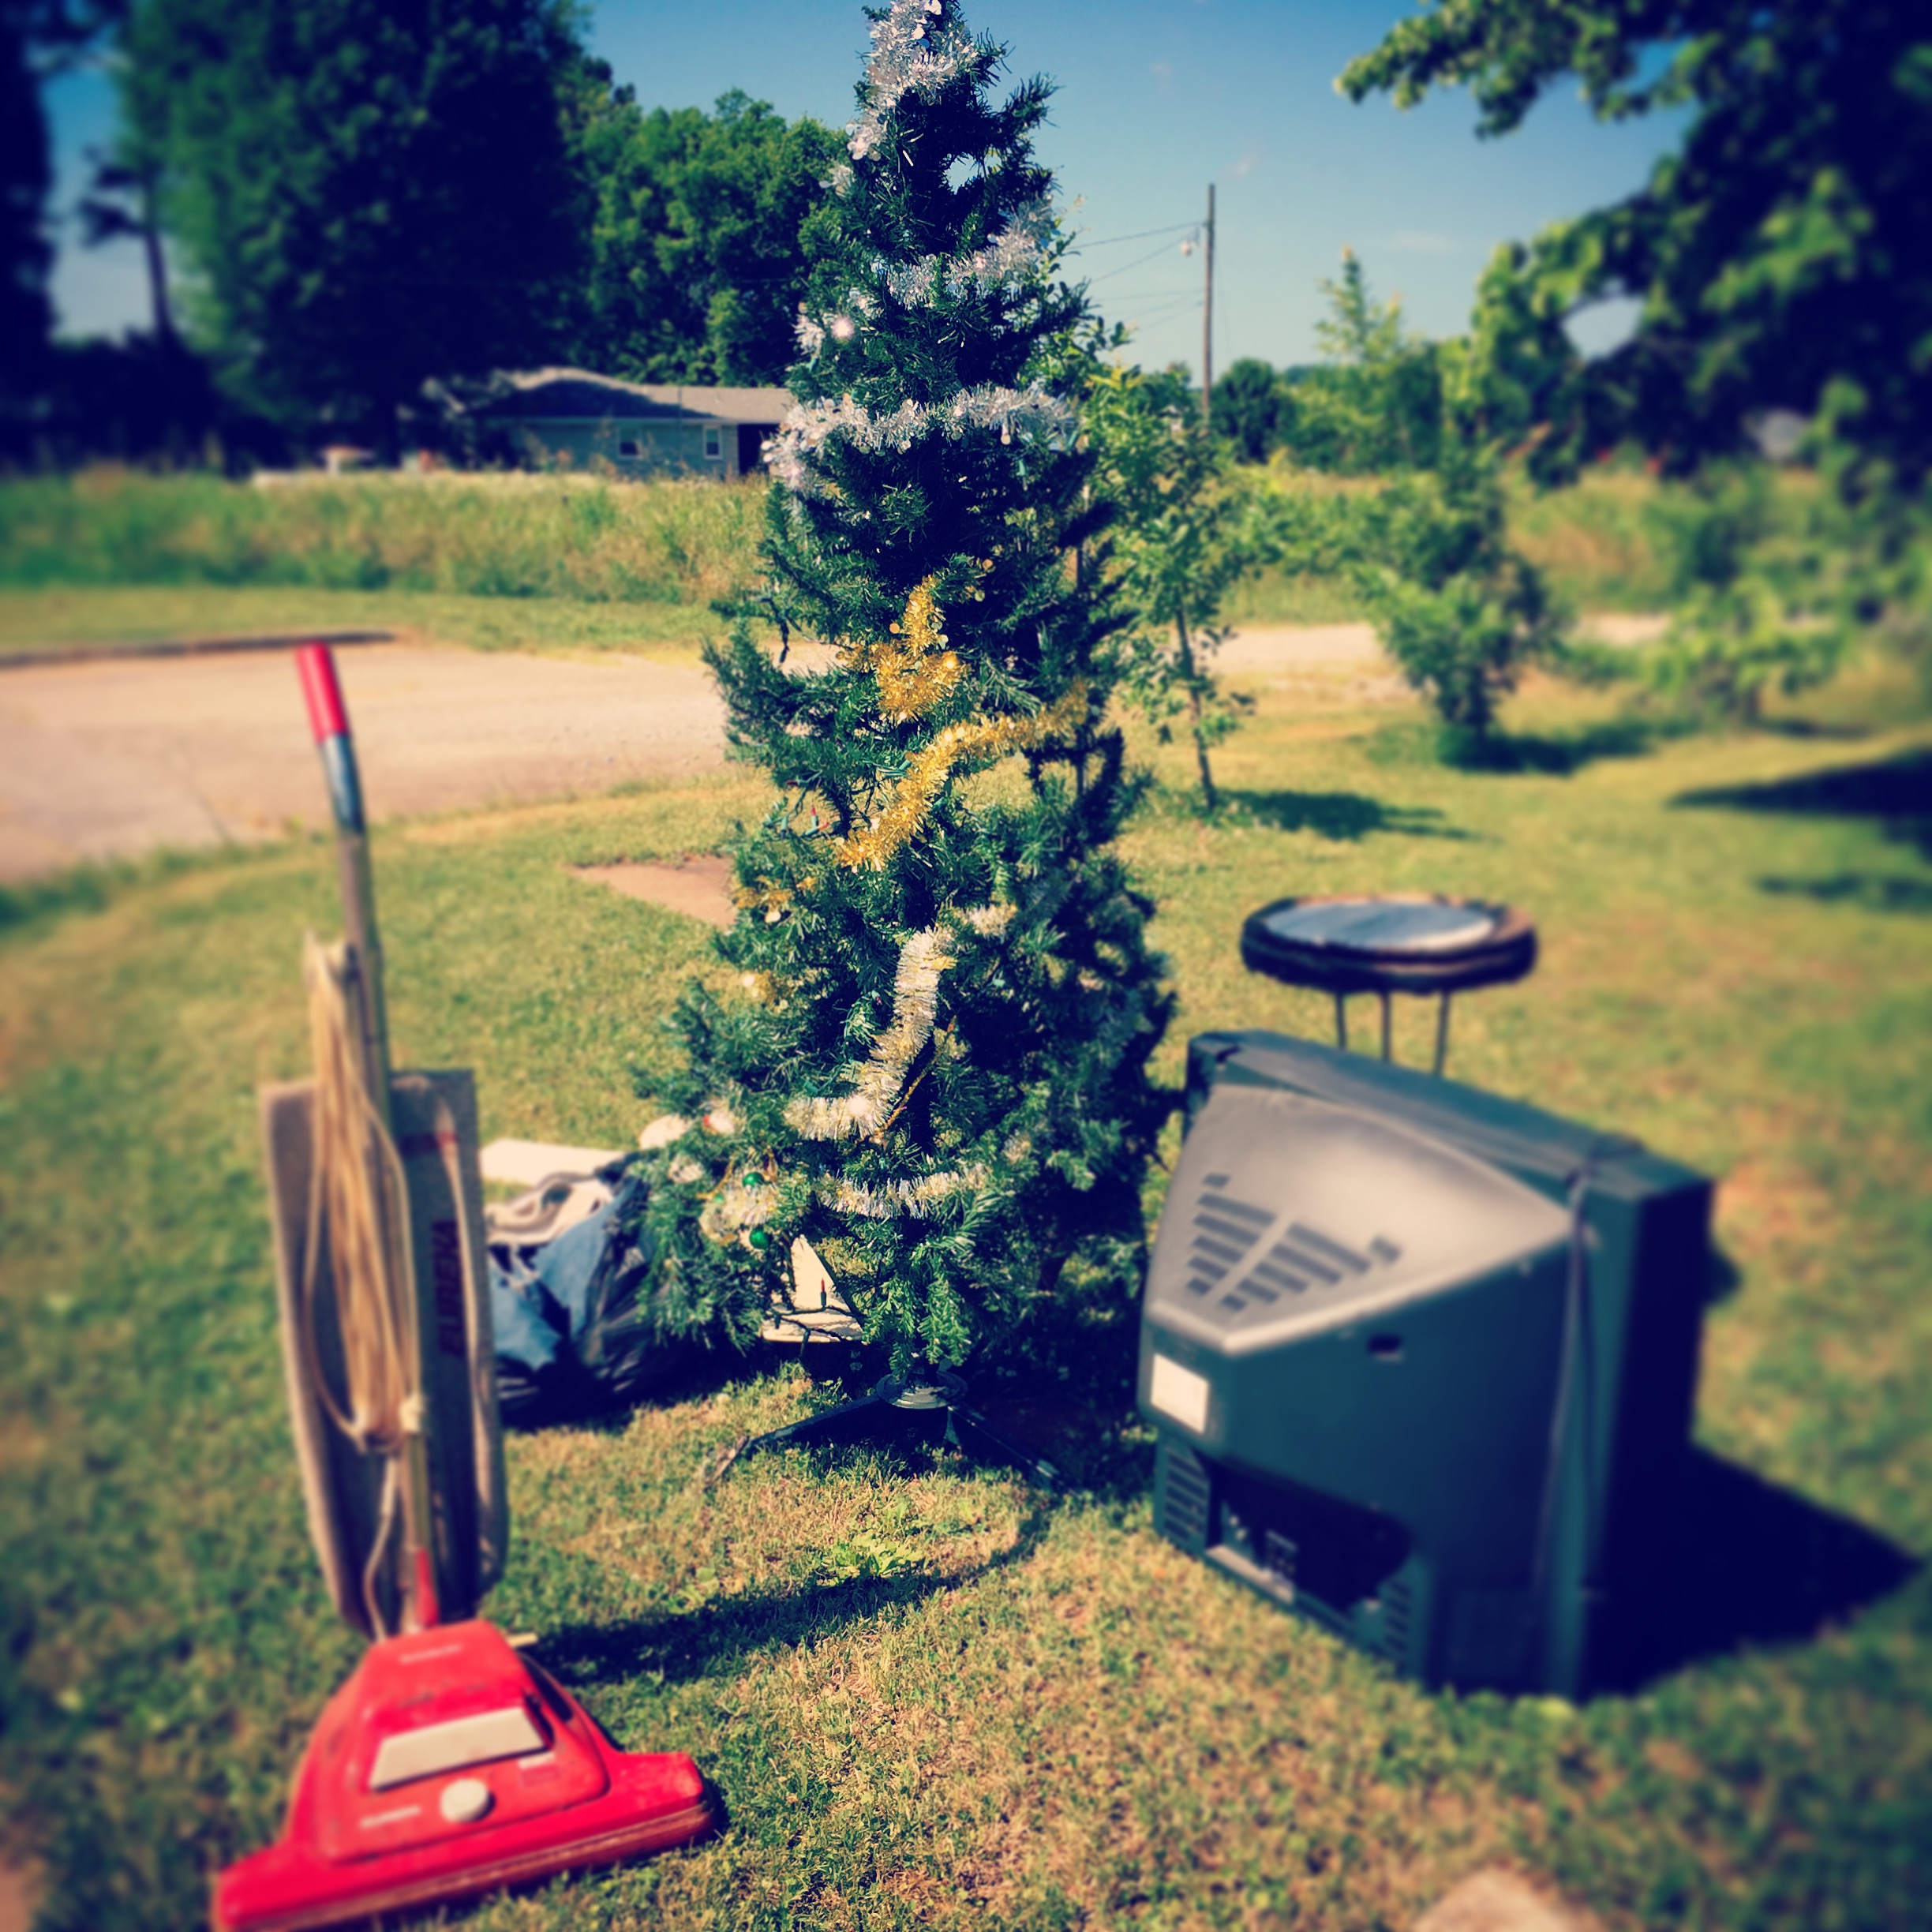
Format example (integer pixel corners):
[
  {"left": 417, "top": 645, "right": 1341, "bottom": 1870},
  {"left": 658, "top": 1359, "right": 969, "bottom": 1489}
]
[{"left": 213, "top": 1620, "right": 719, "bottom": 1932}]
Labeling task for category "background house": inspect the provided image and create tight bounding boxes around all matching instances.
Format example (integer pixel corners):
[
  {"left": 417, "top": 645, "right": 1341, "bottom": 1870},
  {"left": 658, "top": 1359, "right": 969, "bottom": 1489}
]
[{"left": 465, "top": 369, "right": 792, "bottom": 477}]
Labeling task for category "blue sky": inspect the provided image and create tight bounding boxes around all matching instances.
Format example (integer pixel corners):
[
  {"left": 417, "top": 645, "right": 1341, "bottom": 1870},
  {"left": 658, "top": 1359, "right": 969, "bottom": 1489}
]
[{"left": 43, "top": 0, "right": 1680, "bottom": 372}]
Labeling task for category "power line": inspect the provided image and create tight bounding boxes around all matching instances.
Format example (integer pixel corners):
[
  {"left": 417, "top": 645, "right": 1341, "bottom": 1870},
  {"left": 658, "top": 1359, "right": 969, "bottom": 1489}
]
[
  {"left": 1086, "top": 237, "right": 1196, "bottom": 286},
  {"left": 1096, "top": 287, "right": 1202, "bottom": 306},
  {"left": 1076, "top": 219, "right": 1200, "bottom": 249}
]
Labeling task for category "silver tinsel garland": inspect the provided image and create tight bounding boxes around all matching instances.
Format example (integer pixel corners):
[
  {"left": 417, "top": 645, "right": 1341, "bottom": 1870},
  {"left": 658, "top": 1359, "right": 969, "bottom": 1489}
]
[
  {"left": 764, "top": 384, "right": 1076, "bottom": 496},
  {"left": 845, "top": 0, "right": 976, "bottom": 166}
]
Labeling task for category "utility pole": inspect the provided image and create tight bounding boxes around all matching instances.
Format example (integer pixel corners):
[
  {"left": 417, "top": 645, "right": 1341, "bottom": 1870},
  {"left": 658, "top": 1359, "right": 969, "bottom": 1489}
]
[{"left": 1201, "top": 183, "right": 1215, "bottom": 429}]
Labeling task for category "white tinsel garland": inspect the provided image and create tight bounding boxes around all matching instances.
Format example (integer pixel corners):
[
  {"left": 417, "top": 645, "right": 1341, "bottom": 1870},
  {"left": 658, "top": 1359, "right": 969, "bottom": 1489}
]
[
  {"left": 820, "top": 1166, "right": 990, "bottom": 1221},
  {"left": 788, "top": 925, "right": 954, "bottom": 1141},
  {"left": 764, "top": 384, "right": 1076, "bottom": 496},
  {"left": 846, "top": 0, "right": 976, "bottom": 165},
  {"left": 787, "top": 903, "right": 1013, "bottom": 1147},
  {"left": 875, "top": 197, "right": 1056, "bottom": 309}
]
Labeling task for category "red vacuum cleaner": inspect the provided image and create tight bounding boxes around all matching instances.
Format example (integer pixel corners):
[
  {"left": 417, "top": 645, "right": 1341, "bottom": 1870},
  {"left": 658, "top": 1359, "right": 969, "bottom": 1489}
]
[{"left": 214, "top": 644, "right": 720, "bottom": 1932}]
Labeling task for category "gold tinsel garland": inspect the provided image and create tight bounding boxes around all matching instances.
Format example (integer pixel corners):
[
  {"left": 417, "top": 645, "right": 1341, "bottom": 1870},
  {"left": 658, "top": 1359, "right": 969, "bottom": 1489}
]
[
  {"left": 829, "top": 576, "right": 1088, "bottom": 873},
  {"left": 836, "top": 680, "right": 1088, "bottom": 873},
  {"left": 754, "top": 571, "right": 1084, "bottom": 1225},
  {"left": 841, "top": 575, "right": 966, "bottom": 722}
]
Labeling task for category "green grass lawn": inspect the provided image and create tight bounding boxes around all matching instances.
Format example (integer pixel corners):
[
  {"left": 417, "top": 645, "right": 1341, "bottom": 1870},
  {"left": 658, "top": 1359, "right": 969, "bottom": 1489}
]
[
  {"left": 2, "top": 655, "right": 1929, "bottom": 1930},
  {"left": 0, "top": 584, "right": 720, "bottom": 664}
]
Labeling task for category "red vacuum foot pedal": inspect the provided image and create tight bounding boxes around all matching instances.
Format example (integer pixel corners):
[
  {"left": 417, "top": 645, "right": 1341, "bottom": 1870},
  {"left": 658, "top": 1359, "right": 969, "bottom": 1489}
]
[{"left": 214, "top": 1620, "right": 717, "bottom": 1932}]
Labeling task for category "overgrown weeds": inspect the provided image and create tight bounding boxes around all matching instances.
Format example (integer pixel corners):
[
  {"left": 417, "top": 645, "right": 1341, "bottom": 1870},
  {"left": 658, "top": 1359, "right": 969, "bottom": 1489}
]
[{"left": 0, "top": 468, "right": 768, "bottom": 605}]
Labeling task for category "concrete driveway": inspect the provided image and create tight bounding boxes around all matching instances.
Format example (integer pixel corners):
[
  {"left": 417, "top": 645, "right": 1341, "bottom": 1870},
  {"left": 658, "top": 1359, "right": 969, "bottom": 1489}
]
[
  {"left": 0, "top": 621, "right": 1473, "bottom": 884},
  {"left": 0, "top": 643, "right": 726, "bottom": 883}
]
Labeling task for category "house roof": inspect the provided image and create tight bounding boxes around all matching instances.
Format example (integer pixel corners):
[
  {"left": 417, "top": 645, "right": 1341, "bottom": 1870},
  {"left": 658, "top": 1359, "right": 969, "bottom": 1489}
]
[{"left": 477, "top": 369, "right": 793, "bottom": 424}]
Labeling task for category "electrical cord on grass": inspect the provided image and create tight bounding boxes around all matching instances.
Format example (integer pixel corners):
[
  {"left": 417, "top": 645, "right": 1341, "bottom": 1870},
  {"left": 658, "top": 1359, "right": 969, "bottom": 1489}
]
[{"left": 299, "top": 932, "right": 425, "bottom": 1638}]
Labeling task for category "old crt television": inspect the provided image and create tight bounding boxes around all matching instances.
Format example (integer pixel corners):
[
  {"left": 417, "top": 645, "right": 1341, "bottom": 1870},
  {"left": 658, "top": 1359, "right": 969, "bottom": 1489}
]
[{"left": 1138, "top": 1030, "right": 1713, "bottom": 1698}]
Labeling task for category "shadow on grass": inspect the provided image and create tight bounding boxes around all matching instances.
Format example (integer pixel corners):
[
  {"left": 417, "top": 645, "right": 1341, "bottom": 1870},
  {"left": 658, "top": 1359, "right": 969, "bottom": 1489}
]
[
  {"left": 1757, "top": 872, "right": 1932, "bottom": 916},
  {"left": 1221, "top": 788, "right": 1475, "bottom": 841},
  {"left": 1363, "top": 716, "right": 1666, "bottom": 777},
  {"left": 1614, "top": 1447, "right": 1919, "bottom": 1691},
  {"left": 1755, "top": 717, "right": 1877, "bottom": 741},
  {"left": 535, "top": 1466, "right": 1058, "bottom": 1690},
  {"left": 1443, "top": 717, "right": 1662, "bottom": 775},
  {"left": 1674, "top": 746, "right": 1932, "bottom": 859}
]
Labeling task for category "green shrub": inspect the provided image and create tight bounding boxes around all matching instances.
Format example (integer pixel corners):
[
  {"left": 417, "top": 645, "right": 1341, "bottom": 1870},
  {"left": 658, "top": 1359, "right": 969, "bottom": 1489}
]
[{"left": 1638, "top": 466, "right": 1853, "bottom": 720}]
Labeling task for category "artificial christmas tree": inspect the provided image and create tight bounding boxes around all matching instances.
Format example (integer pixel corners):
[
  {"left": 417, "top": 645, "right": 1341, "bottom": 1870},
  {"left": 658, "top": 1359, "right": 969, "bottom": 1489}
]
[{"left": 635, "top": 0, "right": 1172, "bottom": 1376}]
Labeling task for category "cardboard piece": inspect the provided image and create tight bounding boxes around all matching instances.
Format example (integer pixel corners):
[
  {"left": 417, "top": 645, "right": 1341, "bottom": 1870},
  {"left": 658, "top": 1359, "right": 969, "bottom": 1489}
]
[
  {"left": 478, "top": 1137, "right": 623, "bottom": 1187},
  {"left": 261, "top": 1070, "right": 507, "bottom": 1635},
  {"left": 758, "top": 1236, "right": 864, "bottom": 1343}
]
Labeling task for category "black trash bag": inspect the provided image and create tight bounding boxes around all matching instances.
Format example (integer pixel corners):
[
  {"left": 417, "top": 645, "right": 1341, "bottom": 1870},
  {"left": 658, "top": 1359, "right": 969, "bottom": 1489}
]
[{"left": 488, "top": 1175, "right": 676, "bottom": 1425}]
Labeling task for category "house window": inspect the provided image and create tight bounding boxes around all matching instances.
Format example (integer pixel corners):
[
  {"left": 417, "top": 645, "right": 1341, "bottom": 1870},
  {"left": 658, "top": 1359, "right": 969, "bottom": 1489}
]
[
  {"left": 703, "top": 426, "right": 722, "bottom": 460},
  {"left": 617, "top": 439, "right": 642, "bottom": 459}
]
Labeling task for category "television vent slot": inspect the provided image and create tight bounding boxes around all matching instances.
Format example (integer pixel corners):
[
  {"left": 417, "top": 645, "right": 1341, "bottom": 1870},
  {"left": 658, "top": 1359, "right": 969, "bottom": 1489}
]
[
  {"left": 1202, "top": 1172, "right": 1231, "bottom": 1189},
  {"left": 1193, "top": 1212, "right": 1264, "bottom": 1249},
  {"left": 1198, "top": 1192, "right": 1272, "bottom": 1228},
  {"left": 1288, "top": 1222, "right": 1371, "bottom": 1274},
  {"left": 1191, "top": 1235, "right": 1247, "bottom": 1269},
  {"left": 1368, "top": 1235, "right": 1402, "bottom": 1264},
  {"left": 1185, "top": 1277, "right": 1213, "bottom": 1298},
  {"left": 1218, "top": 1294, "right": 1247, "bottom": 1312},
  {"left": 1378, "top": 1578, "right": 1412, "bottom": 1662},
  {"left": 1159, "top": 1443, "right": 1211, "bottom": 1550},
  {"left": 1241, "top": 1280, "right": 1279, "bottom": 1304},
  {"left": 1190, "top": 1255, "right": 1230, "bottom": 1283},
  {"left": 1269, "top": 1241, "right": 1342, "bottom": 1285},
  {"left": 1249, "top": 1261, "right": 1309, "bottom": 1294}
]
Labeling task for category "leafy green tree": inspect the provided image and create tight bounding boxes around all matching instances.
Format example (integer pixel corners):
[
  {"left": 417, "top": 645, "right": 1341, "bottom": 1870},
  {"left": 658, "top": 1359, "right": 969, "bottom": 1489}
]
[
  {"left": 1083, "top": 358, "right": 1264, "bottom": 811},
  {"left": 0, "top": 3, "right": 54, "bottom": 440},
  {"left": 1339, "top": 2, "right": 1932, "bottom": 499},
  {"left": 4, "top": 1, "right": 118, "bottom": 443},
  {"left": 1254, "top": 258, "right": 1556, "bottom": 742},
  {"left": 1209, "top": 355, "right": 1286, "bottom": 463},
  {"left": 567, "top": 86, "right": 843, "bottom": 387},
  {"left": 632, "top": 0, "right": 1171, "bottom": 1376},
  {"left": 122, "top": 0, "right": 589, "bottom": 448},
  {"left": 77, "top": 151, "right": 175, "bottom": 348},
  {"left": 1279, "top": 251, "right": 1442, "bottom": 474}
]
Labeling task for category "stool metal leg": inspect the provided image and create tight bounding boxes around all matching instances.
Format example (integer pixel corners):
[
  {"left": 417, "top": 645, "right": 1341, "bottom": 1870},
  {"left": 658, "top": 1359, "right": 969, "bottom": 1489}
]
[
  {"left": 1380, "top": 990, "right": 1392, "bottom": 1061},
  {"left": 1333, "top": 993, "right": 1348, "bottom": 1052},
  {"left": 1433, "top": 994, "right": 1452, "bottom": 1076}
]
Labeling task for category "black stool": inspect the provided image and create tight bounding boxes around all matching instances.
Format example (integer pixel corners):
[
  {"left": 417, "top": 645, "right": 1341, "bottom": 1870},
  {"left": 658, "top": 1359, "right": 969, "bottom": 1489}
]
[{"left": 1239, "top": 894, "right": 1537, "bottom": 1074}]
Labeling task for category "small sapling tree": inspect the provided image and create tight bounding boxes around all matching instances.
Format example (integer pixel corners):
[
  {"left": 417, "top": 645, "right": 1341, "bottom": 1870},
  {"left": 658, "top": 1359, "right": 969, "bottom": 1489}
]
[
  {"left": 633, "top": 0, "right": 1173, "bottom": 1375},
  {"left": 1081, "top": 359, "right": 1267, "bottom": 813},
  {"left": 1298, "top": 255, "right": 1560, "bottom": 744},
  {"left": 1355, "top": 437, "right": 1561, "bottom": 742}
]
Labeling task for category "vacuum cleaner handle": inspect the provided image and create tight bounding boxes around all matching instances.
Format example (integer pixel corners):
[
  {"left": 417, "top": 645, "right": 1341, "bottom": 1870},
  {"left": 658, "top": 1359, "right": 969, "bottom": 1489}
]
[
  {"left": 294, "top": 640, "right": 445, "bottom": 1630},
  {"left": 296, "top": 642, "right": 391, "bottom": 1109}
]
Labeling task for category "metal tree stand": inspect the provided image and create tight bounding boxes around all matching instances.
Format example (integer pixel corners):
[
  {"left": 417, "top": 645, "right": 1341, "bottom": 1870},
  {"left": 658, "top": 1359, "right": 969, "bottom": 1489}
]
[{"left": 719, "top": 1366, "right": 1062, "bottom": 1491}]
